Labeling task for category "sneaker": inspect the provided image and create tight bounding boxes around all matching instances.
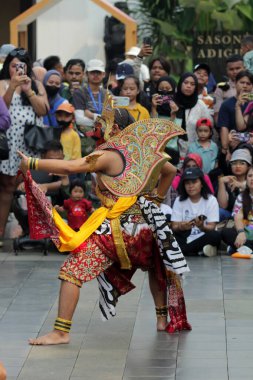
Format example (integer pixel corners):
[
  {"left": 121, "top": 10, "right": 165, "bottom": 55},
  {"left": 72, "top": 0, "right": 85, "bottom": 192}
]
[
  {"left": 236, "top": 245, "right": 252, "bottom": 255},
  {"left": 203, "top": 245, "right": 217, "bottom": 257}
]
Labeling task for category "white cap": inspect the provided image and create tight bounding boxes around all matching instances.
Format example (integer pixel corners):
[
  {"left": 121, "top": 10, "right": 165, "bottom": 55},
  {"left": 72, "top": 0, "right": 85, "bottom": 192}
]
[
  {"left": 125, "top": 46, "right": 140, "bottom": 57},
  {"left": 86, "top": 59, "right": 105, "bottom": 72}
]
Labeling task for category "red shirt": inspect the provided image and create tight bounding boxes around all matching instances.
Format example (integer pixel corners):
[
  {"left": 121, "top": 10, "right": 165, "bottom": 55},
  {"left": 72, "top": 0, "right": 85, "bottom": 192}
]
[{"left": 63, "top": 198, "right": 92, "bottom": 230}]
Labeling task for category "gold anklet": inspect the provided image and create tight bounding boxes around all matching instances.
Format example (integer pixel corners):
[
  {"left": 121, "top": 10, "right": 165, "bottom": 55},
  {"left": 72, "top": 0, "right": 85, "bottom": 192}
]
[{"left": 54, "top": 317, "right": 72, "bottom": 333}]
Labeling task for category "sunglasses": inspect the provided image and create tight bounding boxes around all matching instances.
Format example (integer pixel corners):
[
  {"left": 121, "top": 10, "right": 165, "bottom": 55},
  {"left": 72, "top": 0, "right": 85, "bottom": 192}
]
[{"left": 10, "top": 49, "right": 27, "bottom": 57}]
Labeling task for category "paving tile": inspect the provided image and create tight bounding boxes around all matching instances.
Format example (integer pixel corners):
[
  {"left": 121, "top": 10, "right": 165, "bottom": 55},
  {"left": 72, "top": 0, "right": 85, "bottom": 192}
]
[
  {"left": 0, "top": 249, "right": 253, "bottom": 380},
  {"left": 176, "top": 367, "right": 228, "bottom": 380}
]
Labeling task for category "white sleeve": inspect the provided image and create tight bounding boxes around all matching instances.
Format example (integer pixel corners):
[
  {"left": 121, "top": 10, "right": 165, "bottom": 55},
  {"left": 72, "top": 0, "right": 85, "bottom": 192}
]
[
  {"left": 171, "top": 197, "right": 184, "bottom": 222},
  {"left": 206, "top": 195, "right": 219, "bottom": 222},
  {"left": 74, "top": 110, "right": 94, "bottom": 127}
]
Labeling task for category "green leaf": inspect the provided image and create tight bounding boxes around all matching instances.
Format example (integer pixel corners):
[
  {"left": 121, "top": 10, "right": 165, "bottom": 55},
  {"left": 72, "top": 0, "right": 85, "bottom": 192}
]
[{"left": 235, "top": 3, "right": 253, "bottom": 21}]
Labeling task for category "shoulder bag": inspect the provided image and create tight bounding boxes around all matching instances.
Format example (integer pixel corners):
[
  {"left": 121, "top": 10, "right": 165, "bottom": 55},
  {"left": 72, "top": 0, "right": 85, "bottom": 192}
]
[{"left": 24, "top": 109, "right": 60, "bottom": 152}]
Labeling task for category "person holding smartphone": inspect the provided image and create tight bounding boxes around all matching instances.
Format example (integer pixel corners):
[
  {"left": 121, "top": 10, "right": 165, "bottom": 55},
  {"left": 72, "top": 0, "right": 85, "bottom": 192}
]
[
  {"left": 0, "top": 48, "right": 48, "bottom": 247},
  {"left": 151, "top": 76, "right": 180, "bottom": 164},
  {"left": 171, "top": 167, "right": 220, "bottom": 256}
]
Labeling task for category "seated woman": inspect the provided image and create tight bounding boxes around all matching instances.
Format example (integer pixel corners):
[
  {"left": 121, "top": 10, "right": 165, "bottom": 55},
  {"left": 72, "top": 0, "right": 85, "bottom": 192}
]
[
  {"left": 217, "top": 148, "right": 252, "bottom": 221},
  {"left": 171, "top": 167, "right": 220, "bottom": 257},
  {"left": 165, "top": 153, "right": 214, "bottom": 208},
  {"left": 221, "top": 166, "right": 253, "bottom": 255}
]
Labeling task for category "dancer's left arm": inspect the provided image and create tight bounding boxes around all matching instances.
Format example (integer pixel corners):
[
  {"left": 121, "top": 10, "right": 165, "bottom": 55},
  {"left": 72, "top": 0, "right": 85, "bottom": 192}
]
[{"left": 156, "top": 162, "right": 176, "bottom": 198}]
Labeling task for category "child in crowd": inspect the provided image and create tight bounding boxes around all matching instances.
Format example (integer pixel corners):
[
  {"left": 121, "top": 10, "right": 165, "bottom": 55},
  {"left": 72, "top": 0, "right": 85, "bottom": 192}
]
[
  {"left": 120, "top": 75, "right": 150, "bottom": 121},
  {"left": 188, "top": 117, "right": 218, "bottom": 173},
  {"left": 171, "top": 167, "right": 220, "bottom": 257},
  {"left": 221, "top": 166, "right": 253, "bottom": 256},
  {"left": 217, "top": 148, "right": 252, "bottom": 220},
  {"left": 241, "top": 35, "right": 253, "bottom": 74},
  {"left": 55, "top": 179, "right": 94, "bottom": 231},
  {"left": 55, "top": 102, "right": 81, "bottom": 161}
]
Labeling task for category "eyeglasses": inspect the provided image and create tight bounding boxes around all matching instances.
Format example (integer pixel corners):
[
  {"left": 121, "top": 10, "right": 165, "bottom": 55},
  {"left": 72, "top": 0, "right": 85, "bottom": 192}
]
[
  {"left": 10, "top": 49, "right": 27, "bottom": 57},
  {"left": 230, "top": 160, "right": 248, "bottom": 166}
]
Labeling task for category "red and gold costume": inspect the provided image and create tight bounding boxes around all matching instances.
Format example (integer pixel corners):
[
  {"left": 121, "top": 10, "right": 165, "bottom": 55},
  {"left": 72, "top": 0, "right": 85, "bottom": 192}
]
[{"left": 23, "top": 99, "right": 191, "bottom": 333}]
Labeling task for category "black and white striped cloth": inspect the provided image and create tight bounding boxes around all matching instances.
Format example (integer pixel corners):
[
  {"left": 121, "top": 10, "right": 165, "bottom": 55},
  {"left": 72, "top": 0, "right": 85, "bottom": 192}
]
[{"left": 97, "top": 196, "right": 189, "bottom": 321}]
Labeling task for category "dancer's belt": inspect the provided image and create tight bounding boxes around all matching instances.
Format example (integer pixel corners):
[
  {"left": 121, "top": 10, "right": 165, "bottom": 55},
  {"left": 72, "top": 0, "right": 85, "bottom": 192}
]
[{"left": 52, "top": 194, "right": 137, "bottom": 269}]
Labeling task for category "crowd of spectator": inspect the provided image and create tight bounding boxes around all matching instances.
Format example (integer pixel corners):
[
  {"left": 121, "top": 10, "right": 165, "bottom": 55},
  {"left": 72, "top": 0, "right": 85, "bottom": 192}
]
[{"left": 1, "top": 34, "right": 253, "bottom": 259}]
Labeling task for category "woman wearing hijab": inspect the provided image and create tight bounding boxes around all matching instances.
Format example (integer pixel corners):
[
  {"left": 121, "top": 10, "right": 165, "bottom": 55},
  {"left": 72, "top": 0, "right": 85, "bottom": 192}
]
[
  {"left": 151, "top": 76, "right": 177, "bottom": 118},
  {"left": 173, "top": 73, "right": 211, "bottom": 166},
  {"left": 43, "top": 70, "right": 66, "bottom": 127},
  {"left": 151, "top": 76, "right": 179, "bottom": 164}
]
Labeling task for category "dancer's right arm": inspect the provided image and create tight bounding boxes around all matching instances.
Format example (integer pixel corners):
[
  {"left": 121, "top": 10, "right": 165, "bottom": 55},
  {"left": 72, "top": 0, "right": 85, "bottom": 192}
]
[{"left": 18, "top": 149, "right": 124, "bottom": 177}]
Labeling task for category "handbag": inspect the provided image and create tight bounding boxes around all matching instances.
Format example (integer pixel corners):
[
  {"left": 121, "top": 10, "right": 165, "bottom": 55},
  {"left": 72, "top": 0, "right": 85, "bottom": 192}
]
[
  {"left": 0, "top": 130, "right": 9, "bottom": 160},
  {"left": 24, "top": 111, "right": 60, "bottom": 152}
]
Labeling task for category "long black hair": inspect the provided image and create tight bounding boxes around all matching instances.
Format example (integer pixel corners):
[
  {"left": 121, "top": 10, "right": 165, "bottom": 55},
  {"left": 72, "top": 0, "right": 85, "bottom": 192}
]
[
  {"left": 242, "top": 166, "right": 253, "bottom": 219},
  {"left": 0, "top": 47, "right": 38, "bottom": 105},
  {"left": 177, "top": 172, "right": 211, "bottom": 201}
]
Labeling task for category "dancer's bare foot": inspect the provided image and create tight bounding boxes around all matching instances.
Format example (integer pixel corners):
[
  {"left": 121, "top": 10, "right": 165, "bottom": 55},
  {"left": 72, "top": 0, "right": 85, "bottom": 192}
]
[
  {"left": 28, "top": 330, "right": 70, "bottom": 345},
  {"left": 157, "top": 316, "right": 167, "bottom": 331}
]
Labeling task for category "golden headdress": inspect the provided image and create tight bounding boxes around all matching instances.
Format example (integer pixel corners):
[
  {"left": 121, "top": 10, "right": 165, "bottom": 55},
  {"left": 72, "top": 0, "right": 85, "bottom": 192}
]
[{"left": 96, "top": 90, "right": 115, "bottom": 141}]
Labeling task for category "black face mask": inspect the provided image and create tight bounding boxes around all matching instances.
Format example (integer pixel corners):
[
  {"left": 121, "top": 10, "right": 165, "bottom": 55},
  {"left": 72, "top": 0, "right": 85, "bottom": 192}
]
[
  {"left": 57, "top": 120, "right": 72, "bottom": 129},
  {"left": 157, "top": 90, "right": 174, "bottom": 96},
  {"left": 45, "top": 85, "right": 60, "bottom": 97}
]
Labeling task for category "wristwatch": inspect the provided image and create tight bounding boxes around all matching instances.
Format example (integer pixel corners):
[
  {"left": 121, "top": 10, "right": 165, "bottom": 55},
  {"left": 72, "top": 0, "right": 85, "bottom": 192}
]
[{"left": 237, "top": 229, "right": 245, "bottom": 234}]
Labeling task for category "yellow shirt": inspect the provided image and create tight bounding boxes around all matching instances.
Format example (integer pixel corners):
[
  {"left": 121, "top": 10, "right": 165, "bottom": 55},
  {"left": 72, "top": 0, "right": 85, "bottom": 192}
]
[
  {"left": 125, "top": 103, "right": 150, "bottom": 121},
  {"left": 60, "top": 128, "right": 81, "bottom": 160}
]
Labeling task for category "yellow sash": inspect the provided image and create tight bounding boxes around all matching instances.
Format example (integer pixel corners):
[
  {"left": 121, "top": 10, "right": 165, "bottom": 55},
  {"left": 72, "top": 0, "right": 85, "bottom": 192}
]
[{"left": 52, "top": 195, "right": 137, "bottom": 269}]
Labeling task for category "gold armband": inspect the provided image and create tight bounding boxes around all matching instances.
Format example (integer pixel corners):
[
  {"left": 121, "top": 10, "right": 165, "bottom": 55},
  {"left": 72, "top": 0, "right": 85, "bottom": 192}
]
[{"left": 85, "top": 153, "right": 103, "bottom": 172}]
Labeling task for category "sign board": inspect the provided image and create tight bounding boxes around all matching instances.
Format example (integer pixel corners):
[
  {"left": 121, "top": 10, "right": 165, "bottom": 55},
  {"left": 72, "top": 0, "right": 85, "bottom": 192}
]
[{"left": 193, "top": 32, "right": 246, "bottom": 81}]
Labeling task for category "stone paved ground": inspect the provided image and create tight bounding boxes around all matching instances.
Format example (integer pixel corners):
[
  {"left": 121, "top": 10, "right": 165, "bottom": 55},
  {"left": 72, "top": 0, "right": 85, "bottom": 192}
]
[{"left": 0, "top": 223, "right": 253, "bottom": 379}]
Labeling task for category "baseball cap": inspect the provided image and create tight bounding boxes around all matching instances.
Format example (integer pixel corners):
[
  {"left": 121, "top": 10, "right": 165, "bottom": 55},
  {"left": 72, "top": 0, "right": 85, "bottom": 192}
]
[
  {"left": 181, "top": 167, "right": 204, "bottom": 181},
  {"left": 230, "top": 149, "right": 252, "bottom": 165},
  {"left": 116, "top": 63, "right": 134, "bottom": 80},
  {"left": 196, "top": 117, "right": 213, "bottom": 128},
  {"left": 56, "top": 102, "right": 75, "bottom": 114},
  {"left": 125, "top": 46, "right": 140, "bottom": 57},
  {"left": 0, "top": 44, "right": 16, "bottom": 58},
  {"left": 194, "top": 63, "right": 211, "bottom": 75},
  {"left": 86, "top": 59, "right": 105, "bottom": 72}
]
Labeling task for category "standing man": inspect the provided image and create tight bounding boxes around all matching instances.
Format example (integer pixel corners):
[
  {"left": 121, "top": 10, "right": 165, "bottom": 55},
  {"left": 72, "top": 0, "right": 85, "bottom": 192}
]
[
  {"left": 73, "top": 59, "right": 107, "bottom": 156},
  {"left": 61, "top": 59, "right": 85, "bottom": 104},
  {"left": 213, "top": 54, "right": 244, "bottom": 123}
]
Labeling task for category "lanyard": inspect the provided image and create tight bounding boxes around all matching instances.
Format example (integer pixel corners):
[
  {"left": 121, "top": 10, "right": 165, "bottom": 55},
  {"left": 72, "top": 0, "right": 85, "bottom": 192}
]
[{"left": 87, "top": 86, "right": 102, "bottom": 114}]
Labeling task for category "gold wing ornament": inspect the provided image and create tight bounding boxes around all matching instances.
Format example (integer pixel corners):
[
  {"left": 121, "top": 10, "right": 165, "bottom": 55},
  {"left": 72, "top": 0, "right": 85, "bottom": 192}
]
[
  {"left": 96, "top": 90, "right": 115, "bottom": 141},
  {"left": 97, "top": 118, "right": 185, "bottom": 197}
]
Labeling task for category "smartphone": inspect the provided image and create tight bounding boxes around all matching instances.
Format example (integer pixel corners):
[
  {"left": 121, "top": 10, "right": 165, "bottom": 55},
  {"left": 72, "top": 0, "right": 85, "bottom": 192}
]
[
  {"left": 198, "top": 215, "right": 207, "bottom": 222},
  {"left": 246, "top": 93, "right": 253, "bottom": 101},
  {"left": 238, "top": 132, "right": 250, "bottom": 142},
  {"left": 112, "top": 96, "right": 130, "bottom": 107},
  {"left": 143, "top": 37, "right": 152, "bottom": 46},
  {"left": 159, "top": 95, "right": 173, "bottom": 104},
  {"left": 16, "top": 62, "right": 25, "bottom": 75}
]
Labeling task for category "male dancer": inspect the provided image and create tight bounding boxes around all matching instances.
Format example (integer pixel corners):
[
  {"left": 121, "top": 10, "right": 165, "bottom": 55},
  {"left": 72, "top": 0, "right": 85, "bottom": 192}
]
[{"left": 19, "top": 100, "right": 191, "bottom": 345}]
